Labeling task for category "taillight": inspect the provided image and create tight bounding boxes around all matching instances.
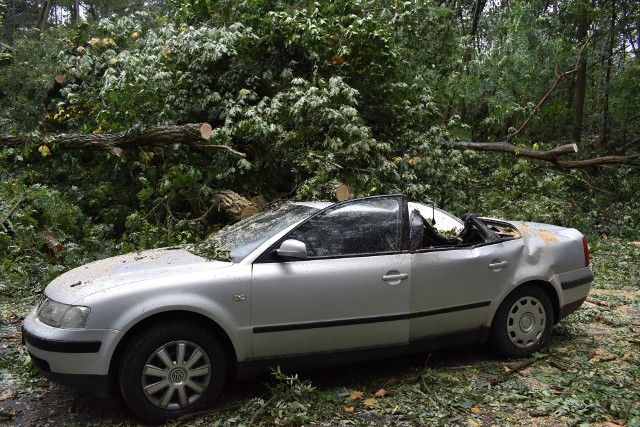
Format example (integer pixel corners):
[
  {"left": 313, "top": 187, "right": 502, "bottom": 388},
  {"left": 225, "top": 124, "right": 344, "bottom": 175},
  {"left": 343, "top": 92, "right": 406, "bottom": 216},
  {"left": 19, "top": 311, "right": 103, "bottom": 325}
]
[{"left": 582, "top": 237, "right": 590, "bottom": 267}]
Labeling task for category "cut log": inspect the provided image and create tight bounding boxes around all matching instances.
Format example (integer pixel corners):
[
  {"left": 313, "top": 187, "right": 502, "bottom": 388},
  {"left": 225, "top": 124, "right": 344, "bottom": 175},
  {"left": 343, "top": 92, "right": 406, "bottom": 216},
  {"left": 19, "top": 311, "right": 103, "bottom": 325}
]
[
  {"left": 333, "top": 183, "right": 351, "bottom": 201},
  {"left": 322, "top": 182, "right": 351, "bottom": 201},
  {"left": 41, "top": 231, "right": 64, "bottom": 254},
  {"left": 211, "top": 190, "right": 260, "bottom": 222},
  {"left": 47, "top": 75, "right": 66, "bottom": 100},
  {"left": 250, "top": 195, "right": 269, "bottom": 211}
]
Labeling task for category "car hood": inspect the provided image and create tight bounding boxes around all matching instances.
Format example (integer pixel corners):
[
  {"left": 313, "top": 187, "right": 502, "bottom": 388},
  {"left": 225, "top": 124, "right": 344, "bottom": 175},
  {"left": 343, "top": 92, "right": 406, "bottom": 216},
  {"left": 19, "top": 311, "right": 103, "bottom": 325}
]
[{"left": 44, "top": 247, "right": 232, "bottom": 304}]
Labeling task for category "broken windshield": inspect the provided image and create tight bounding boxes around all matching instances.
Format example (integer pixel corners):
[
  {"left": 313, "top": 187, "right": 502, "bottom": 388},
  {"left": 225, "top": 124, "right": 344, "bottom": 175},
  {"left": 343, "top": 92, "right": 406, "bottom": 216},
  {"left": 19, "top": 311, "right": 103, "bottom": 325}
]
[{"left": 189, "top": 204, "right": 319, "bottom": 262}]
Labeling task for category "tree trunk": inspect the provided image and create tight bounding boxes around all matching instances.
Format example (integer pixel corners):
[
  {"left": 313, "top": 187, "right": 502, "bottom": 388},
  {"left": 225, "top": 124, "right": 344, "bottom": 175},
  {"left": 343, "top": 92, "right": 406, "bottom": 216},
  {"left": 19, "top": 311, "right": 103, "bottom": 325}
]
[
  {"left": 70, "top": 0, "right": 80, "bottom": 23},
  {"left": 571, "top": 1, "right": 590, "bottom": 145},
  {"left": 598, "top": 0, "right": 616, "bottom": 150},
  {"left": 459, "top": 0, "right": 487, "bottom": 123},
  {"left": 37, "top": 0, "right": 54, "bottom": 32}
]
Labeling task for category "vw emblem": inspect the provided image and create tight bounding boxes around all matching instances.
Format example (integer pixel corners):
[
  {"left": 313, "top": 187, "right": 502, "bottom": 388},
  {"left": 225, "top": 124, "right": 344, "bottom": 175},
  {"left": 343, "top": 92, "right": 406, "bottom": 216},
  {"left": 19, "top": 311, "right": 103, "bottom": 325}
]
[{"left": 170, "top": 368, "right": 186, "bottom": 383}]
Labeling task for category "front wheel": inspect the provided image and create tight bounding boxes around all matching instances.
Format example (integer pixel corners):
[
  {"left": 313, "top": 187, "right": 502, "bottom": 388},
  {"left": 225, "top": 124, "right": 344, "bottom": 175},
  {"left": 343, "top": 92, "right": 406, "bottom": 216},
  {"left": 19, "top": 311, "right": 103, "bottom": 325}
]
[
  {"left": 118, "top": 320, "right": 226, "bottom": 424},
  {"left": 490, "top": 285, "right": 554, "bottom": 358}
]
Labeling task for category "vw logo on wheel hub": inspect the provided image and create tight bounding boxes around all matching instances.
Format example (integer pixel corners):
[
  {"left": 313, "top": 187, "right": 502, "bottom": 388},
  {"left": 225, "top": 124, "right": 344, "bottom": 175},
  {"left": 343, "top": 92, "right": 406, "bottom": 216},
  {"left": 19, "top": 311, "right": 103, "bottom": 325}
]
[{"left": 169, "top": 367, "right": 187, "bottom": 383}]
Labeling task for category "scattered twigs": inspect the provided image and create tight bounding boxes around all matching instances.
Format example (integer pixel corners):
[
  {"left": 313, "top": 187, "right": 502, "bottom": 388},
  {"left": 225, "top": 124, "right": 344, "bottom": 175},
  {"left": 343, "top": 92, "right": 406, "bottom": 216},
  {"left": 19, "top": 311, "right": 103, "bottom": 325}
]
[
  {"left": 586, "top": 298, "right": 611, "bottom": 307},
  {"left": 248, "top": 395, "right": 277, "bottom": 426},
  {"left": 420, "top": 375, "right": 462, "bottom": 416},
  {"left": 3, "top": 310, "right": 22, "bottom": 324},
  {"left": 548, "top": 360, "right": 571, "bottom": 372},
  {"left": 0, "top": 409, "right": 17, "bottom": 420},
  {"left": 489, "top": 359, "right": 537, "bottom": 386},
  {"left": 195, "top": 143, "right": 246, "bottom": 158},
  {"left": 0, "top": 196, "right": 24, "bottom": 233}
]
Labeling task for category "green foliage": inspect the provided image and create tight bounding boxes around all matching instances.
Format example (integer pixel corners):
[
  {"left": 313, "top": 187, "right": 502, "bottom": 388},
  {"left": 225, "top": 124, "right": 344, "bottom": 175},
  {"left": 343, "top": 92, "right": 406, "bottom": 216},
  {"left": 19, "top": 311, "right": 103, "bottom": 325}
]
[
  {"left": 0, "top": 29, "right": 65, "bottom": 132},
  {"left": 0, "top": 1, "right": 637, "bottom": 306}
]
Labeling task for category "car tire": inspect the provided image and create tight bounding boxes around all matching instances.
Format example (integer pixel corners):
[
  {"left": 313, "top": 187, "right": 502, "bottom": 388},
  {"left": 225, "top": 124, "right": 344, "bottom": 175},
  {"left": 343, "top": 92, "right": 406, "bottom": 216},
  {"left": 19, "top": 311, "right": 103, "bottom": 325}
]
[
  {"left": 118, "top": 320, "right": 226, "bottom": 424},
  {"left": 490, "top": 285, "right": 554, "bottom": 358}
]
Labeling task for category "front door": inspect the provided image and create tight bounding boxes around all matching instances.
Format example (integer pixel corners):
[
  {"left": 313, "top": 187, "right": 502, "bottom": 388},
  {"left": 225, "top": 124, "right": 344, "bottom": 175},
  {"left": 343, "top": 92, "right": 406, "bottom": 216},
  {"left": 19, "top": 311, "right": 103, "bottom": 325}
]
[{"left": 250, "top": 196, "right": 412, "bottom": 358}]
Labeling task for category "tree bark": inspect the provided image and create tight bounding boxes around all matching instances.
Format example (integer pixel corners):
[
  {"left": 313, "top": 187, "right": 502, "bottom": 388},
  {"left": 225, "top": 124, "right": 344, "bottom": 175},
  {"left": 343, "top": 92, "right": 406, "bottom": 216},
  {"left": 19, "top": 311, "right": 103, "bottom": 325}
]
[
  {"left": 0, "top": 123, "right": 246, "bottom": 158},
  {"left": 459, "top": 0, "right": 487, "bottom": 123}
]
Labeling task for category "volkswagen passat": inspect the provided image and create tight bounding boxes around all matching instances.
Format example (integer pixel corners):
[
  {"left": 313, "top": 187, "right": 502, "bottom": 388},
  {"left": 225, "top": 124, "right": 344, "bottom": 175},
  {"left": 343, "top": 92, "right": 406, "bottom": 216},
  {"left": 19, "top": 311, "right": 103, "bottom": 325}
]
[{"left": 22, "top": 195, "right": 593, "bottom": 422}]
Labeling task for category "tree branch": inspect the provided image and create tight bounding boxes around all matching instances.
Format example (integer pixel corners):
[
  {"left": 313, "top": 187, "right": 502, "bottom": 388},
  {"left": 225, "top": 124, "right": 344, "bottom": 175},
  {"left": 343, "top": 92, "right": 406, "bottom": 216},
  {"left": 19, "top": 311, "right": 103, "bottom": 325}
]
[
  {"left": 448, "top": 140, "right": 639, "bottom": 168},
  {"left": 449, "top": 141, "right": 577, "bottom": 161},
  {"left": 557, "top": 155, "right": 640, "bottom": 168},
  {"left": 0, "top": 123, "right": 246, "bottom": 158},
  {"left": 508, "top": 34, "right": 594, "bottom": 141}
]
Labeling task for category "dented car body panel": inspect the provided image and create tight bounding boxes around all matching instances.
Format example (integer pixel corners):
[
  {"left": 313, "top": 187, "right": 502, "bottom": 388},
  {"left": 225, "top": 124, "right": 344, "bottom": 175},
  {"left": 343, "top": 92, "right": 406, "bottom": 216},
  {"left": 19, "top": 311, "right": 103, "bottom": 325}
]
[{"left": 22, "top": 194, "right": 592, "bottom": 420}]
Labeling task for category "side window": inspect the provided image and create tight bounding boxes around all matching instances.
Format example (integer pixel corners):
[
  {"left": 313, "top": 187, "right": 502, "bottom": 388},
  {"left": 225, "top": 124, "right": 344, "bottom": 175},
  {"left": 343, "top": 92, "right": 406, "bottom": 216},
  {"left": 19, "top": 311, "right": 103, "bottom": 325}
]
[{"left": 286, "top": 197, "right": 402, "bottom": 258}]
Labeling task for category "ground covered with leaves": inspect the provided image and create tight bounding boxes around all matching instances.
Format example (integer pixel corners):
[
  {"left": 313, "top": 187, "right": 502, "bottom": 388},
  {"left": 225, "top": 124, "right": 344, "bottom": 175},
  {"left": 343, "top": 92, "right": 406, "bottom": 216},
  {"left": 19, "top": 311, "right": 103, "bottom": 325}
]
[{"left": 1, "top": 237, "right": 638, "bottom": 427}]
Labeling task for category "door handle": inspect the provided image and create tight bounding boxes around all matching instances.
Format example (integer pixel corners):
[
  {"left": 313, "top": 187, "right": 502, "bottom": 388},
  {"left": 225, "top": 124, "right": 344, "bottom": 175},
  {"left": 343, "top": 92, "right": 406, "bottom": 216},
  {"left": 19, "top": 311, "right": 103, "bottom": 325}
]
[
  {"left": 382, "top": 273, "right": 408, "bottom": 285},
  {"left": 488, "top": 260, "right": 508, "bottom": 271}
]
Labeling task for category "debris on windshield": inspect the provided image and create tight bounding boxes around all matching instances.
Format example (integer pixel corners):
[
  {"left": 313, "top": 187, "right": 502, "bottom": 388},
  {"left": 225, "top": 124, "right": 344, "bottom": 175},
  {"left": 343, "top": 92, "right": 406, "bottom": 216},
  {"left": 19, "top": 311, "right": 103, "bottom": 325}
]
[{"left": 187, "top": 236, "right": 231, "bottom": 262}]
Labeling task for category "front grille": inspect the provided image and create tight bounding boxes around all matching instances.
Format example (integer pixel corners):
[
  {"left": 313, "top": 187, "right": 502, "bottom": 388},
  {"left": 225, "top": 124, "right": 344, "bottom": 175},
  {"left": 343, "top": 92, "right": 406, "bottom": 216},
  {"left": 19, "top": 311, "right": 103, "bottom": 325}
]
[{"left": 28, "top": 352, "right": 51, "bottom": 373}]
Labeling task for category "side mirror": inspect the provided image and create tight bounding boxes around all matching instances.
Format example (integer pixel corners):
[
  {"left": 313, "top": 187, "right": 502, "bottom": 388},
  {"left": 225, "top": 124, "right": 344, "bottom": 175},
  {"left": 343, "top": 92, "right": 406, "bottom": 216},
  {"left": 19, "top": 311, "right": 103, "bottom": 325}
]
[{"left": 276, "top": 239, "right": 308, "bottom": 260}]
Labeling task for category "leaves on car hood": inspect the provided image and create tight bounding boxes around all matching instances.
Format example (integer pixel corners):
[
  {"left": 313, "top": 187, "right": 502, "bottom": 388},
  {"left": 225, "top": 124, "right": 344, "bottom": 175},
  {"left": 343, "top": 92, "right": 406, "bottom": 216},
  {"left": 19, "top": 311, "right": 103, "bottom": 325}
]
[{"left": 44, "top": 247, "right": 231, "bottom": 304}]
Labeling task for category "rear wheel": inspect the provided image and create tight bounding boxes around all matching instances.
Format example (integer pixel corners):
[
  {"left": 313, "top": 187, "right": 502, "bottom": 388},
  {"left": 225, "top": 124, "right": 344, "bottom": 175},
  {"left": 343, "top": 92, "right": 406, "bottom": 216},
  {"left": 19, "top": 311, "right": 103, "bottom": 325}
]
[
  {"left": 490, "top": 285, "right": 554, "bottom": 357},
  {"left": 118, "top": 320, "right": 226, "bottom": 423}
]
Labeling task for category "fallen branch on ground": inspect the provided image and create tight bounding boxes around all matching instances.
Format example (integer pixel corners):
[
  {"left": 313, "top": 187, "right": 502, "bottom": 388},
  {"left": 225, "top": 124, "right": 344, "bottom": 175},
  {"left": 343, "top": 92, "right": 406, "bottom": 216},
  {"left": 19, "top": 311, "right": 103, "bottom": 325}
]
[{"left": 489, "top": 359, "right": 537, "bottom": 386}]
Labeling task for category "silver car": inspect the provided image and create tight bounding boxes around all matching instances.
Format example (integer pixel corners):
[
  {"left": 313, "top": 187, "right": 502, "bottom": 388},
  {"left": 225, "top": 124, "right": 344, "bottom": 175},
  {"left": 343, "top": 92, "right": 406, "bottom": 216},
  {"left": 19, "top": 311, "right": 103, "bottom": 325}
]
[{"left": 22, "top": 195, "right": 593, "bottom": 423}]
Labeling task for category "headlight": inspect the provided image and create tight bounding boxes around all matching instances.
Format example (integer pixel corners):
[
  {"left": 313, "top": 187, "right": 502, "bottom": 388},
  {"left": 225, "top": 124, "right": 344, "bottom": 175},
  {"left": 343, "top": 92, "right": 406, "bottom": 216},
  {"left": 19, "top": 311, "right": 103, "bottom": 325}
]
[{"left": 37, "top": 297, "right": 90, "bottom": 329}]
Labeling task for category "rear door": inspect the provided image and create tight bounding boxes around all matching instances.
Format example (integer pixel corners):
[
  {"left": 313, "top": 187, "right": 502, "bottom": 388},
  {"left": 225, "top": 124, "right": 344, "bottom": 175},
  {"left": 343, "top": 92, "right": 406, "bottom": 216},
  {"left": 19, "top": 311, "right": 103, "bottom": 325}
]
[
  {"left": 250, "top": 195, "right": 412, "bottom": 358},
  {"left": 409, "top": 239, "right": 523, "bottom": 340}
]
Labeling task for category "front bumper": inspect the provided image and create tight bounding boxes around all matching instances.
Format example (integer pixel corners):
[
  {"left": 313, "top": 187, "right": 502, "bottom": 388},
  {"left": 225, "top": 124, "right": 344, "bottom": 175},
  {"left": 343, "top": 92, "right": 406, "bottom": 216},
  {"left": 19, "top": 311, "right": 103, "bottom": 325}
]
[{"left": 21, "top": 309, "right": 124, "bottom": 397}]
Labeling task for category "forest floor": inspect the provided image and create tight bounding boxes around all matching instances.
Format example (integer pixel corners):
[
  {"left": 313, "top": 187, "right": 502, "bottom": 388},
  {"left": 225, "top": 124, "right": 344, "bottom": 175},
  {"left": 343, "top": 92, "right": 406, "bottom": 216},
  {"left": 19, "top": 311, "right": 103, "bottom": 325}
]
[{"left": 1, "top": 238, "right": 638, "bottom": 426}]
